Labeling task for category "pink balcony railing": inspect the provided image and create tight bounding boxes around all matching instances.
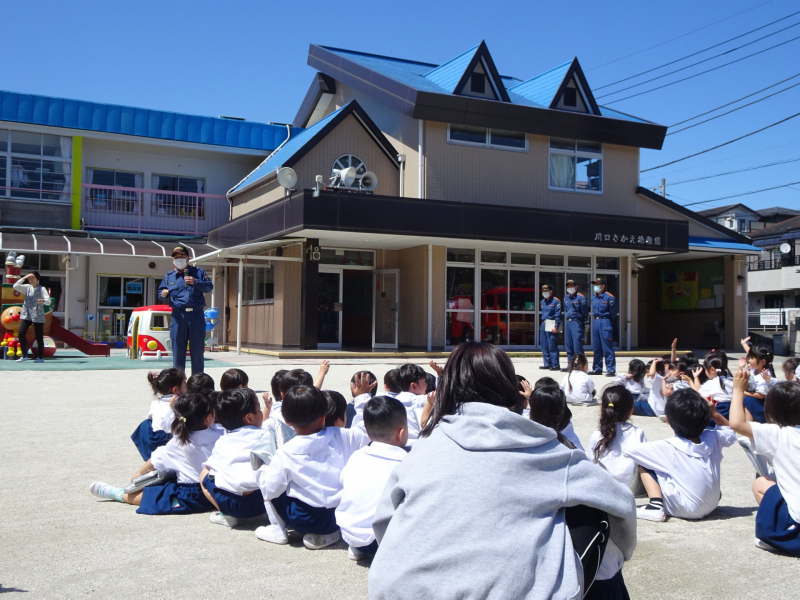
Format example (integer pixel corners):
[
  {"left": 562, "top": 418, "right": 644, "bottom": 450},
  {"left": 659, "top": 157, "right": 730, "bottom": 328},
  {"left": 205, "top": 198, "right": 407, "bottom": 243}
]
[{"left": 82, "top": 184, "right": 229, "bottom": 235}]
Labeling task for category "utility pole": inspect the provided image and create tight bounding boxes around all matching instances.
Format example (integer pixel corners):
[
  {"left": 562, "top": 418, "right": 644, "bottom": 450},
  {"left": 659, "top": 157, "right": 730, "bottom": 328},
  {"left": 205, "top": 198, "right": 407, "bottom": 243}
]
[{"left": 661, "top": 178, "right": 666, "bottom": 197}]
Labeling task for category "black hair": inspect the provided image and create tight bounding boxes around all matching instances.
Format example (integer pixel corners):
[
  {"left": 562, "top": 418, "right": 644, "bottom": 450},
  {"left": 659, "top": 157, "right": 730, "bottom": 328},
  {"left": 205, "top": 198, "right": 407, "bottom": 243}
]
[
  {"left": 782, "top": 357, "right": 800, "bottom": 380},
  {"left": 593, "top": 385, "right": 634, "bottom": 462},
  {"left": 220, "top": 368, "right": 249, "bottom": 391},
  {"left": 529, "top": 386, "right": 571, "bottom": 433},
  {"left": 425, "top": 373, "right": 437, "bottom": 394},
  {"left": 271, "top": 369, "right": 288, "bottom": 399},
  {"left": 28, "top": 270, "right": 41, "bottom": 283},
  {"left": 323, "top": 390, "right": 348, "bottom": 427},
  {"left": 383, "top": 369, "right": 401, "bottom": 394},
  {"left": 397, "top": 364, "right": 427, "bottom": 392},
  {"left": 363, "top": 395, "right": 408, "bottom": 441},
  {"left": 215, "top": 387, "right": 259, "bottom": 431},
  {"left": 279, "top": 369, "right": 314, "bottom": 396},
  {"left": 516, "top": 374, "right": 528, "bottom": 391},
  {"left": 534, "top": 376, "right": 558, "bottom": 390},
  {"left": 703, "top": 354, "right": 729, "bottom": 379},
  {"left": 627, "top": 359, "right": 646, "bottom": 383},
  {"left": 351, "top": 370, "right": 378, "bottom": 398},
  {"left": 646, "top": 359, "right": 669, "bottom": 377},
  {"left": 171, "top": 392, "right": 214, "bottom": 444},
  {"left": 682, "top": 352, "right": 698, "bottom": 364},
  {"left": 664, "top": 388, "right": 709, "bottom": 440},
  {"left": 186, "top": 372, "right": 215, "bottom": 394},
  {"left": 764, "top": 381, "right": 800, "bottom": 427},
  {"left": 147, "top": 368, "right": 185, "bottom": 396},
  {"left": 421, "top": 342, "right": 521, "bottom": 437},
  {"left": 564, "top": 354, "right": 588, "bottom": 393},
  {"left": 747, "top": 344, "right": 776, "bottom": 377},
  {"left": 282, "top": 385, "right": 328, "bottom": 428}
]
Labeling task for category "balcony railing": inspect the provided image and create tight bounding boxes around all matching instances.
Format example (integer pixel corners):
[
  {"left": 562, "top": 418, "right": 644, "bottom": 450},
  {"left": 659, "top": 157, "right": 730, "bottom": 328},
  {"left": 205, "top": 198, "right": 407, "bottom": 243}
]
[
  {"left": 747, "top": 256, "right": 800, "bottom": 271},
  {"left": 82, "top": 184, "right": 229, "bottom": 235}
]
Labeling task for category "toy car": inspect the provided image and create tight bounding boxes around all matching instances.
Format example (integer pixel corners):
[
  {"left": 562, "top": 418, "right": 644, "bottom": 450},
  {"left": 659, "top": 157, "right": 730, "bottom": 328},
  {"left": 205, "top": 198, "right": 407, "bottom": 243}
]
[{"left": 126, "top": 305, "right": 190, "bottom": 362}]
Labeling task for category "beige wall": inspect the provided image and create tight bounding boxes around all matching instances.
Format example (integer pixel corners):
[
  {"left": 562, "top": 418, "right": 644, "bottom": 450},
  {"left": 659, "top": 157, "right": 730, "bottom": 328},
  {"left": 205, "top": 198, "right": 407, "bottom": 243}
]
[{"left": 725, "top": 255, "right": 747, "bottom": 351}]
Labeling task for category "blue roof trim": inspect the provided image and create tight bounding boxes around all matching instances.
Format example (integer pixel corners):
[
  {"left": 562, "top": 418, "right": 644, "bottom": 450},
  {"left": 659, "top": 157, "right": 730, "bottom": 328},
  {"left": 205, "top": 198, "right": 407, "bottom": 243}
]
[
  {"left": 424, "top": 45, "right": 480, "bottom": 93},
  {"left": 0, "top": 90, "right": 294, "bottom": 151},
  {"left": 509, "top": 61, "right": 572, "bottom": 108},
  {"left": 688, "top": 236, "right": 762, "bottom": 253}
]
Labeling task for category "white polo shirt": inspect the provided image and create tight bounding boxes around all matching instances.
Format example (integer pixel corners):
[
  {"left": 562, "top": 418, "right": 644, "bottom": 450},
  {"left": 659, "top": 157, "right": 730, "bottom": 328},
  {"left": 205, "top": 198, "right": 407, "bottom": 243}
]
[
  {"left": 151, "top": 427, "right": 223, "bottom": 484},
  {"left": 203, "top": 426, "right": 265, "bottom": 494},
  {"left": 751, "top": 423, "right": 800, "bottom": 523}
]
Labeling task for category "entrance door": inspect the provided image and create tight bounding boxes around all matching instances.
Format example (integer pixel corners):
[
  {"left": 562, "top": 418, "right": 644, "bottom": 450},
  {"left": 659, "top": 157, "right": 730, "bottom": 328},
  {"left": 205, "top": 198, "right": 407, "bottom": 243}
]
[
  {"left": 373, "top": 269, "right": 399, "bottom": 348},
  {"left": 318, "top": 270, "right": 342, "bottom": 347}
]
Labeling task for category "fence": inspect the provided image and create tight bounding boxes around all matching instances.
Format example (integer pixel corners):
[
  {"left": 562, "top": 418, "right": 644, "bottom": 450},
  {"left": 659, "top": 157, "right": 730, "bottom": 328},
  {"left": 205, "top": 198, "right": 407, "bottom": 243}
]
[{"left": 747, "top": 309, "right": 789, "bottom": 331}]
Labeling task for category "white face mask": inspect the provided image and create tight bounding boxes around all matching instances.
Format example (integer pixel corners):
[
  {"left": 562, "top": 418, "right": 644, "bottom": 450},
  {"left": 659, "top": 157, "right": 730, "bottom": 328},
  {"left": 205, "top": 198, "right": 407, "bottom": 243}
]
[
  {"left": 173, "top": 258, "right": 188, "bottom": 270},
  {"left": 593, "top": 285, "right": 602, "bottom": 293},
  {"left": 566, "top": 287, "right": 576, "bottom": 295},
  {"left": 542, "top": 292, "right": 551, "bottom": 299}
]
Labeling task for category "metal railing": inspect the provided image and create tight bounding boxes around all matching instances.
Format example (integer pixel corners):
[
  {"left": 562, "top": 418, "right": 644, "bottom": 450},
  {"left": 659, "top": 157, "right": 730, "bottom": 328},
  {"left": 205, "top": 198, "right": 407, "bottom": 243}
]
[
  {"left": 747, "top": 309, "right": 789, "bottom": 331},
  {"left": 82, "top": 184, "right": 229, "bottom": 235},
  {"left": 747, "top": 255, "right": 800, "bottom": 271}
]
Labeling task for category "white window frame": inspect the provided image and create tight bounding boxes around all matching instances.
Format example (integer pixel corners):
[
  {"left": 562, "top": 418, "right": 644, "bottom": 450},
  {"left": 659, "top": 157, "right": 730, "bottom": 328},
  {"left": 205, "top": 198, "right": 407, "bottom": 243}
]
[
  {"left": 548, "top": 138, "right": 603, "bottom": 195},
  {"left": 241, "top": 265, "right": 275, "bottom": 305},
  {"left": 1, "top": 128, "right": 73, "bottom": 204},
  {"left": 447, "top": 124, "right": 529, "bottom": 153}
]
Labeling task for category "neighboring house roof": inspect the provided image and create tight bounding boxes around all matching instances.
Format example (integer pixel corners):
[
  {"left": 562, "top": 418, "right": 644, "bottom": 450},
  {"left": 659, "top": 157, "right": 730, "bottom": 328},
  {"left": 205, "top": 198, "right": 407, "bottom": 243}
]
[
  {"left": 229, "top": 100, "right": 399, "bottom": 196},
  {"left": 749, "top": 215, "right": 800, "bottom": 240},
  {"left": 0, "top": 89, "right": 295, "bottom": 152},
  {"left": 757, "top": 206, "right": 800, "bottom": 219},
  {"left": 696, "top": 203, "right": 760, "bottom": 218}
]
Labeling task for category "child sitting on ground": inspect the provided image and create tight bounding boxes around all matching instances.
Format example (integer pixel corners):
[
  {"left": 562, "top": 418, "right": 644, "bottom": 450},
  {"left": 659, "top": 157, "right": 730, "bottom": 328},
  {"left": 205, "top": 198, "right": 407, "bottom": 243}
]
[
  {"left": 131, "top": 369, "right": 186, "bottom": 461},
  {"left": 782, "top": 357, "right": 799, "bottom": 382},
  {"left": 727, "top": 371, "right": 800, "bottom": 556},
  {"left": 633, "top": 359, "right": 668, "bottom": 418},
  {"left": 738, "top": 344, "right": 776, "bottom": 423},
  {"left": 348, "top": 370, "right": 379, "bottom": 430},
  {"left": 615, "top": 359, "right": 646, "bottom": 401},
  {"left": 382, "top": 369, "right": 401, "bottom": 397},
  {"left": 92, "top": 392, "right": 221, "bottom": 514},
  {"left": 354, "top": 368, "right": 423, "bottom": 441},
  {"left": 624, "top": 388, "right": 736, "bottom": 521},
  {"left": 691, "top": 353, "right": 733, "bottom": 419},
  {"left": 529, "top": 384, "right": 584, "bottom": 451},
  {"left": 336, "top": 396, "right": 409, "bottom": 560},
  {"left": 255, "top": 385, "right": 369, "bottom": 550},
  {"left": 160, "top": 372, "right": 216, "bottom": 432},
  {"left": 200, "top": 388, "right": 266, "bottom": 527},
  {"left": 562, "top": 354, "right": 596, "bottom": 405},
  {"left": 323, "top": 390, "right": 348, "bottom": 428}
]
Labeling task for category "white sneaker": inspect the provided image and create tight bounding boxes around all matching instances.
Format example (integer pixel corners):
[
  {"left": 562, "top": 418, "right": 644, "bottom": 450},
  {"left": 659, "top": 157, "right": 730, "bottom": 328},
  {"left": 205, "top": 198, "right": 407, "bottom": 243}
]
[
  {"left": 348, "top": 545, "right": 367, "bottom": 561},
  {"left": 659, "top": 415, "right": 668, "bottom": 423},
  {"left": 15, "top": 357, "right": 28, "bottom": 362},
  {"left": 755, "top": 538, "right": 779, "bottom": 553},
  {"left": 637, "top": 505, "right": 666, "bottom": 522},
  {"left": 303, "top": 530, "right": 340, "bottom": 550},
  {"left": 209, "top": 511, "right": 239, "bottom": 528},
  {"left": 89, "top": 482, "right": 108, "bottom": 498},
  {"left": 255, "top": 524, "right": 289, "bottom": 544}
]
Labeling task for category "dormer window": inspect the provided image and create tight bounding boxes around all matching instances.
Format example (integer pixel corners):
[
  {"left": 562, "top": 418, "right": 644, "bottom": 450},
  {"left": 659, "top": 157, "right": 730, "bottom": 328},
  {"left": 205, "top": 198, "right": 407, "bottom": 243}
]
[
  {"left": 563, "top": 87, "right": 577, "bottom": 108},
  {"left": 471, "top": 73, "right": 486, "bottom": 94}
]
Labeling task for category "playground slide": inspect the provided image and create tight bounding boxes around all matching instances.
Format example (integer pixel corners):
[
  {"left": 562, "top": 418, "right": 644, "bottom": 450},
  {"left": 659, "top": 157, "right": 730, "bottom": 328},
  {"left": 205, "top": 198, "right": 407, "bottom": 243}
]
[{"left": 49, "top": 316, "right": 110, "bottom": 356}]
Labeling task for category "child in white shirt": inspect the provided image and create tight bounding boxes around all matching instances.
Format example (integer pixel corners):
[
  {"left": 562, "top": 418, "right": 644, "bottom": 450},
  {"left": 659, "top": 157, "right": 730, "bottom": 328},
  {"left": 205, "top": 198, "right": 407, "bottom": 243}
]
[
  {"left": 131, "top": 368, "right": 186, "bottom": 461},
  {"left": 336, "top": 396, "right": 409, "bottom": 560},
  {"left": 625, "top": 388, "right": 736, "bottom": 521},
  {"left": 562, "top": 354, "right": 596, "bottom": 405},
  {"left": 633, "top": 359, "right": 668, "bottom": 418},
  {"left": 691, "top": 354, "right": 733, "bottom": 419},
  {"left": 781, "top": 357, "right": 799, "bottom": 382},
  {"left": 200, "top": 388, "right": 266, "bottom": 527},
  {"left": 739, "top": 344, "right": 775, "bottom": 423},
  {"left": 615, "top": 359, "right": 647, "bottom": 400},
  {"left": 353, "top": 367, "right": 423, "bottom": 441},
  {"left": 255, "top": 385, "right": 368, "bottom": 550},
  {"left": 529, "top": 385, "right": 584, "bottom": 451}
]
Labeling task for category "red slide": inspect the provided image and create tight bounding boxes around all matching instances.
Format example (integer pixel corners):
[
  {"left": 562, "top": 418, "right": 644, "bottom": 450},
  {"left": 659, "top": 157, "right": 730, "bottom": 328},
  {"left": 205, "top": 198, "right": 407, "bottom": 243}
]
[{"left": 49, "top": 316, "right": 110, "bottom": 356}]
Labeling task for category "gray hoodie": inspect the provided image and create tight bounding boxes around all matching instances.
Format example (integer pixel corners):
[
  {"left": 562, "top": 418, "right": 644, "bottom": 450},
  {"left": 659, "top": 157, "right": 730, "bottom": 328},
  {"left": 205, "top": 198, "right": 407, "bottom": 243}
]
[{"left": 369, "top": 402, "right": 636, "bottom": 600}]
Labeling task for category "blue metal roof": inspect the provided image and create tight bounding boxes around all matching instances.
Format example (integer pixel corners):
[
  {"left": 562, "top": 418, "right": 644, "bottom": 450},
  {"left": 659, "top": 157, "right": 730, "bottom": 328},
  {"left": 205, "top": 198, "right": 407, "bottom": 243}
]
[
  {"left": 508, "top": 61, "right": 571, "bottom": 108},
  {"left": 689, "top": 236, "right": 762, "bottom": 253},
  {"left": 424, "top": 45, "right": 480, "bottom": 93},
  {"left": 0, "top": 90, "right": 296, "bottom": 151}
]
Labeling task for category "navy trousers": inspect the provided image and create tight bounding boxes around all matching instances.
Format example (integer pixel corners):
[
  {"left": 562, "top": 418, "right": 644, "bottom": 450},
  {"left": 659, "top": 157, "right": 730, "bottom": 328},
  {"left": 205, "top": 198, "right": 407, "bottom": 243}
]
[
  {"left": 540, "top": 322, "right": 560, "bottom": 368},
  {"left": 170, "top": 309, "right": 205, "bottom": 374},
  {"left": 564, "top": 319, "right": 585, "bottom": 364},
  {"left": 591, "top": 318, "right": 616, "bottom": 373}
]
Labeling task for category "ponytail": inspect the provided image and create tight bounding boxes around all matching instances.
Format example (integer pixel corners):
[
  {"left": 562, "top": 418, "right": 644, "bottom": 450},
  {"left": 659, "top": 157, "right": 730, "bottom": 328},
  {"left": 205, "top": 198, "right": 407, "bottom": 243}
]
[
  {"left": 147, "top": 368, "right": 185, "bottom": 396},
  {"left": 747, "top": 344, "right": 775, "bottom": 377},
  {"left": 170, "top": 392, "right": 214, "bottom": 445},
  {"left": 593, "top": 385, "right": 634, "bottom": 462},
  {"left": 566, "top": 354, "right": 588, "bottom": 392}
]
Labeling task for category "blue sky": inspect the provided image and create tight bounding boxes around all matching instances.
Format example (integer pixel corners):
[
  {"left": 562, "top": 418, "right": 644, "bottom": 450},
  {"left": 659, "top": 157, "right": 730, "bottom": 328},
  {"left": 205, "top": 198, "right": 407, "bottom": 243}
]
[{"left": 4, "top": 0, "right": 799, "bottom": 213}]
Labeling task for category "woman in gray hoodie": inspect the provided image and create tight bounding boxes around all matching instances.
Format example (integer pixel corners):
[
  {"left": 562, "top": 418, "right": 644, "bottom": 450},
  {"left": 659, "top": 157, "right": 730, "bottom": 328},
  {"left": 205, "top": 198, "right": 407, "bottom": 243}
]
[{"left": 369, "top": 342, "right": 636, "bottom": 600}]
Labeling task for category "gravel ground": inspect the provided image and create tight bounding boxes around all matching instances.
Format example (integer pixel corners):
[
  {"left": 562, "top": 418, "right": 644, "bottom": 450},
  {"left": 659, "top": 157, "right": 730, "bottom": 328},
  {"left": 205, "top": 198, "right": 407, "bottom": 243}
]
[{"left": 2, "top": 353, "right": 798, "bottom": 598}]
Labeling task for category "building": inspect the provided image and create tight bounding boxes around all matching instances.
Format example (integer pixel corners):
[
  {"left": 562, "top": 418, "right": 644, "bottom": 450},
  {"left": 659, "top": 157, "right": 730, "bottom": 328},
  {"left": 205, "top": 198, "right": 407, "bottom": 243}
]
[
  {"left": 697, "top": 204, "right": 800, "bottom": 235},
  {"left": 204, "top": 42, "right": 761, "bottom": 352},
  {"left": 747, "top": 216, "right": 800, "bottom": 311}
]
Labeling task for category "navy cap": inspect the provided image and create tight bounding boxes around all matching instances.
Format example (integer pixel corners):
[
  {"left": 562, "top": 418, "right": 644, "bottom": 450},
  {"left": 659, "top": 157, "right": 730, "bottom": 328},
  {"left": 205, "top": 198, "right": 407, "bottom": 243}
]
[
  {"left": 565, "top": 279, "right": 577, "bottom": 286},
  {"left": 541, "top": 284, "right": 553, "bottom": 291},
  {"left": 171, "top": 245, "right": 189, "bottom": 257},
  {"left": 591, "top": 278, "right": 606, "bottom": 285}
]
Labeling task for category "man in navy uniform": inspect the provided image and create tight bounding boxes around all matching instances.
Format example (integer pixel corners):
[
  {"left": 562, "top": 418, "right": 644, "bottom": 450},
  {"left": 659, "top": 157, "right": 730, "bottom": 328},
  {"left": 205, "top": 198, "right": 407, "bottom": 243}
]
[
  {"left": 158, "top": 245, "right": 213, "bottom": 374},
  {"left": 539, "top": 284, "right": 562, "bottom": 371},
  {"left": 562, "top": 279, "right": 588, "bottom": 371},
  {"left": 590, "top": 278, "right": 617, "bottom": 377}
]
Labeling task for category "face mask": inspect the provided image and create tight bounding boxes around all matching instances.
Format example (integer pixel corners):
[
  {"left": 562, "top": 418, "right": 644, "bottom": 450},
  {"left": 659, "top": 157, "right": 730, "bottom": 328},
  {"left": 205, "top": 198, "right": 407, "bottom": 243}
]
[
  {"left": 173, "top": 258, "right": 188, "bottom": 270},
  {"left": 593, "top": 285, "right": 601, "bottom": 293},
  {"left": 566, "top": 287, "right": 576, "bottom": 295},
  {"left": 542, "top": 292, "right": 550, "bottom": 299}
]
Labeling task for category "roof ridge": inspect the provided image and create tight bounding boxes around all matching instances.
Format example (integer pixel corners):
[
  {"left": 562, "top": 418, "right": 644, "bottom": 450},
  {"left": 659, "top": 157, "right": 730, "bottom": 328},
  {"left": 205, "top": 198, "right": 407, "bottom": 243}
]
[
  {"left": 319, "top": 45, "right": 438, "bottom": 68},
  {"left": 423, "top": 44, "right": 481, "bottom": 77},
  {"left": 508, "top": 60, "right": 573, "bottom": 88}
]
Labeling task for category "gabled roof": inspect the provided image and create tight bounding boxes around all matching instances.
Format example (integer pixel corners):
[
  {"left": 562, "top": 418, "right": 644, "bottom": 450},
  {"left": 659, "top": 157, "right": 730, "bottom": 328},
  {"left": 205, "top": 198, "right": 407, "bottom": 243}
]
[
  {"left": 423, "top": 41, "right": 510, "bottom": 102},
  {"left": 509, "top": 57, "right": 599, "bottom": 115},
  {"left": 749, "top": 215, "right": 800, "bottom": 239},
  {"left": 0, "top": 89, "right": 293, "bottom": 152},
  {"left": 696, "top": 203, "right": 759, "bottom": 218},
  {"left": 757, "top": 206, "right": 800, "bottom": 219},
  {"left": 229, "top": 100, "right": 399, "bottom": 196}
]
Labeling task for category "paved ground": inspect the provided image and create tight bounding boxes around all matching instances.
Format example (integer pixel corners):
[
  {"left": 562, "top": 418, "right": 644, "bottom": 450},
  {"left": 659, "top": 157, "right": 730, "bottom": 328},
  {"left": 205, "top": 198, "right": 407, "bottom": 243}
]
[{"left": 2, "top": 353, "right": 798, "bottom": 598}]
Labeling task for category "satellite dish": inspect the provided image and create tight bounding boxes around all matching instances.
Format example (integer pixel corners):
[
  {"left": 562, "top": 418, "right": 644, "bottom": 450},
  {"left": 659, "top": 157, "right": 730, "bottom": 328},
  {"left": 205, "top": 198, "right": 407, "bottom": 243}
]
[
  {"left": 276, "top": 167, "right": 298, "bottom": 189},
  {"left": 359, "top": 171, "right": 378, "bottom": 191},
  {"left": 333, "top": 167, "right": 357, "bottom": 187},
  {"left": 780, "top": 242, "right": 792, "bottom": 254}
]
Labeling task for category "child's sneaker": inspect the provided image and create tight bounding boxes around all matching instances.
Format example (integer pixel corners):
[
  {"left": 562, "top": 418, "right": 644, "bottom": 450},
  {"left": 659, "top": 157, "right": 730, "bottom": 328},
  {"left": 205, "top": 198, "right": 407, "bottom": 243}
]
[
  {"left": 637, "top": 504, "right": 666, "bottom": 522},
  {"left": 209, "top": 511, "right": 239, "bottom": 528},
  {"left": 754, "top": 538, "right": 779, "bottom": 553},
  {"left": 303, "top": 530, "right": 340, "bottom": 550},
  {"left": 255, "top": 524, "right": 289, "bottom": 544},
  {"left": 348, "top": 545, "right": 367, "bottom": 561}
]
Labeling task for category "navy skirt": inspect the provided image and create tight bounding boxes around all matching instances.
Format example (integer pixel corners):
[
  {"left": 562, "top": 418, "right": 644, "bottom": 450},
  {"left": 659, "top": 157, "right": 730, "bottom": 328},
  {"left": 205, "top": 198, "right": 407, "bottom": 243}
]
[
  {"left": 270, "top": 492, "right": 338, "bottom": 535},
  {"left": 131, "top": 419, "right": 171, "bottom": 461},
  {"left": 585, "top": 570, "right": 630, "bottom": 600},
  {"left": 744, "top": 396, "right": 766, "bottom": 423},
  {"left": 755, "top": 484, "right": 800, "bottom": 557},
  {"left": 137, "top": 482, "right": 214, "bottom": 515},
  {"left": 202, "top": 473, "right": 266, "bottom": 519}
]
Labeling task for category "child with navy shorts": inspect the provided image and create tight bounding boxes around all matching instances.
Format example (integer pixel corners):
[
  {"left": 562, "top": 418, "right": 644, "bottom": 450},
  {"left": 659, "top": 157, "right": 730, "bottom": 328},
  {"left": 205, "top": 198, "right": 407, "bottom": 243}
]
[
  {"left": 336, "top": 396, "right": 409, "bottom": 560},
  {"left": 633, "top": 358, "right": 668, "bottom": 418},
  {"left": 255, "top": 385, "right": 368, "bottom": 550},
  {"left": 161, "top": 372, "right": 215, "bottom": 433},
  {"left": 130, "top": 368, "right": 186, "bottom": 461},
  {"left": 691, "top": 354, "right": 733, "bottom": 420},
  {"left": 91, "top": 392, "right": 221, "bottom": 514},
  {"left": 625, "top": 388, "right": 736, "bottom": 521},
  {"left": 738, "top": 344, "right": 776, "bottom": 423},
  {"left": 727, "top": 372, "right": 800, "bottom": 556},
  {"left": 200, "top": 387, "right": 267, "bottom": 528},
  {"left": 615, "top": 359, "right": 646, "bottom": 401}
]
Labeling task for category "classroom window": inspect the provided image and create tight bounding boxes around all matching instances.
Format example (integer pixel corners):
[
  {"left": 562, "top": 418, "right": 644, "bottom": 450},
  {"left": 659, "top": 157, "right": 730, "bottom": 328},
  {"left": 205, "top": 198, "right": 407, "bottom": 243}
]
[
  {"left": 0, "top": 129, "right": 72, "bottom": 202},
  {"left": 448, "top": 124, "right": 528, "bottom": 151},
  {"left": 549, "top": 137, "right": 602, "bottom": 193},
  {"left": 86, "top": 168, "right": 143, "bottom": 213},
  {"left": 151, "top": 174, "right": 206, "bottom": 218},
  {"left": 242, "top": 267, "right": 274, "bottom": 304}
]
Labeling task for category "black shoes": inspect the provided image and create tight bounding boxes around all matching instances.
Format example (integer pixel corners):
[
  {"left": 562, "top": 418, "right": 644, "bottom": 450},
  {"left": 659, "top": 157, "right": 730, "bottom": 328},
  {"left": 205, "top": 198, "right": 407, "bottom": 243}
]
[
  {"left": 606, "top": 372, "right": 616, "bottom": 377},
  {"left": 539, "top": 366, "right": 551, "bottom": 370}
]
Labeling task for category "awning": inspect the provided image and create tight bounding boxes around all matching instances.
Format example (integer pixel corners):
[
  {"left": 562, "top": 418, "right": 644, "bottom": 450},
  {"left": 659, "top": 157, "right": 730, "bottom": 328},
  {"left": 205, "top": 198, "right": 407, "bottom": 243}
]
[
  {"left": 192, "top": 239, "right": 304, "bottom": 265},
  {"left": 688, "top": 236, "right": 762, "bottom": 255},
  {"left": 0, "top": 231, "right": 218, "bottom": 260}
]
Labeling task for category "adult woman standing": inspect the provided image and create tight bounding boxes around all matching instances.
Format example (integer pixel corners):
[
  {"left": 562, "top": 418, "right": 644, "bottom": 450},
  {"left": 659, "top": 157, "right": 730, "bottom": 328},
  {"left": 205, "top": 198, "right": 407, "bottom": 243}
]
[
  {"left": 13, "top": 271, "right": 49, "bottom": 363},
  {"left": 369, "top": 342, "right": 637, "bottom": 600}
]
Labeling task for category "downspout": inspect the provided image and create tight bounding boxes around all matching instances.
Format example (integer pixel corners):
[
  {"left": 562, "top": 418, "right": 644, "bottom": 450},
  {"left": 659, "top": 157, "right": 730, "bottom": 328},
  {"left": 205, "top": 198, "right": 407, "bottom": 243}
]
[
  {"left": 398, "top": 154, "right": 406, "bottom": 197},
  {"left": 626, "top": 256, "right": 632, "bottom": 351},
  {"left": 418, "top": 120, "right": 424, "bottom": 199},
  {"left": 427, "top": 244, "right": 433, "bottom": 351},
  {"left": 236, "top": 259, "right": 243, "bottom": 355}
]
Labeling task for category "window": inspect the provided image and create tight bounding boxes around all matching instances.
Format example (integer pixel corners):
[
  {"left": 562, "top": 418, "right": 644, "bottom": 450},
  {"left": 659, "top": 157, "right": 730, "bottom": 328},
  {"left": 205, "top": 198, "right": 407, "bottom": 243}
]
[
  {"left": 0, "top": 129, "right": 72, "bottom": 202},
  {"left": 446, "top": 248, "right": 475, "bottom": 263},
  {"left": 480, "top": 250, "right": 507, "bottom": 264},
  {"left": 568, "top": 256, "right": 592, "bottom": 269},
  {"left": 549, "top": 137, "right": 602, "bottom": 193},
  {"left": 471, "top": 73, "right": 486, "bottom": 94},
  {"left": 243, "top": 267, "right": 274, "bottom": 304},
  {"left": 151, "top": 174, "right": 206, "bottom": 218},
  {"left": 331, "top": 155, "right": 367, "bottom": 188},
  {"left": 563, "top": 87, "right": 577, "bottom": 107},
  {"left": 86, "top": 169, "right": 143, "bottom": 213},
  {"left": 319, "top": 249, "right": 374, "bottom": 267},
  {"left": 448, "top": 124, "right": 528, "bottom": 151}
]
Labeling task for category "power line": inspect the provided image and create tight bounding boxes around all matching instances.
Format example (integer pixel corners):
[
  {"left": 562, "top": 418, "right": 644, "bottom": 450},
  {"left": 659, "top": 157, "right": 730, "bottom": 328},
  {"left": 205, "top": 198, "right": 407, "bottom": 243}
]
[
  {"left": 586, "top": 0, "right": 776, "bottom": 72},
  {"left": 595, "top": 9, "right": 800, "bottom": 90},
  {"left": 640, "top": 110, "right": 800, "bottom": 173},
  {"left": 680, "top": 180, "right": 800, "bottom": 208},
  {"left": 667, "top": 80, "right": 800, "bottom": 135},
  {"left": 596, "top": 21, "right": 800, "bottom": 99},
  {"left": 669, "top": 72, "right": 800, "bottom": 127},
  {"left": 602, "top": 33, "right": 800, "bottom": 105},
  {"left": 667, "top": 157, "right": 800, "bottom": 186}
]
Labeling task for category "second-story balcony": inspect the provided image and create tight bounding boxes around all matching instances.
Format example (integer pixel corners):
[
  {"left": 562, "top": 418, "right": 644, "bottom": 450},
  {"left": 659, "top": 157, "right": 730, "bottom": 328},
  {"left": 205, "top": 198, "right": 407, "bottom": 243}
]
[{"left": 82, "top": 184, "right": 229, "bottom": 236}]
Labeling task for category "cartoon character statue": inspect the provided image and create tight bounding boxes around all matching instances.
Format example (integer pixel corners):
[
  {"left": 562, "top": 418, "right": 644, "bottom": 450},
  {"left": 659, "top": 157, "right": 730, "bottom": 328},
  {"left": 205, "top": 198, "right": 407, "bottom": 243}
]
[
  {"left": 5, "top": 251, "right": 25, "bottom": 285},
  {"left": 1, "top": 303, "right": 24, "bottom": 357}
]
